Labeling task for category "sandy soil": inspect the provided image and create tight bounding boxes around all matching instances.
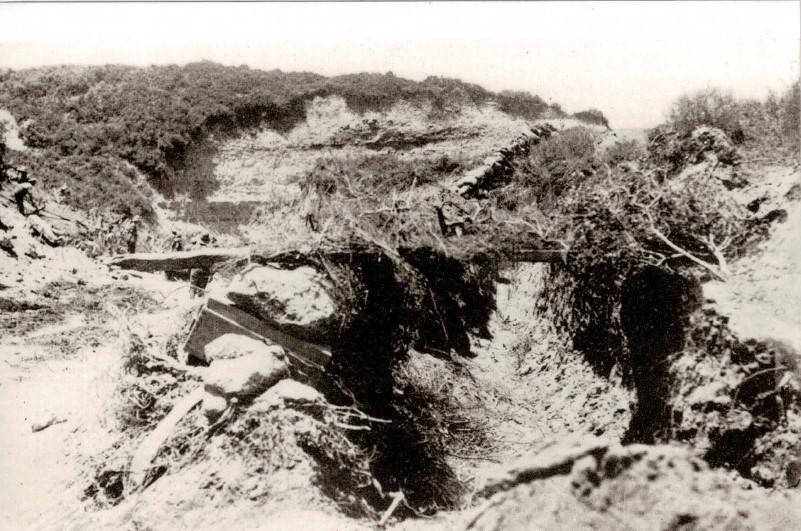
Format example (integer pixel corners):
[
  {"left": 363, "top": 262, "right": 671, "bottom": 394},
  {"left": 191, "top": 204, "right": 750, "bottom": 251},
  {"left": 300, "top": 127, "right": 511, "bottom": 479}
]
[
  {"left": 704, "top": 162, "right": 801, "bottom": 350},
  {"left": 0, "top": 226, "right": 193, "bottom": 529}
]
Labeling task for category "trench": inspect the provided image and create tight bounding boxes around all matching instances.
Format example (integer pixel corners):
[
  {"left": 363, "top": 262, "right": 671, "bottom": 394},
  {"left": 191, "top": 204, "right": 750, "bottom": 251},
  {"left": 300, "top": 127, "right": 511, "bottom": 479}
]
[
  {"left": 284, "top": 250, "right": 483, "bottom": 516},
  {"left": 306, "top": 253, "right": 785, "bottom": 514}
]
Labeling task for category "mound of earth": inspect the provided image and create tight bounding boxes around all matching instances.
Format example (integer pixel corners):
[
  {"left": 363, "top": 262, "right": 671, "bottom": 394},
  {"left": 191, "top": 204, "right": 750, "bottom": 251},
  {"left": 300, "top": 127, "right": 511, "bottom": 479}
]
[{"left": 463, "top": 436, "right": 801, "bottom": 531}]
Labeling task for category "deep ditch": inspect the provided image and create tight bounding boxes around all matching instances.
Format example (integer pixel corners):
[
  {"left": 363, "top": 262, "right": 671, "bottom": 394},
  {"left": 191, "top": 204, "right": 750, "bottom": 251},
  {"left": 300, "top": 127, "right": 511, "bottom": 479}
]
[
  {"left": 262, "top": 249, "right": 499, "bottom": 515},
  {"left": 235, "top": 246, "right": 801, "bottom": 517}
]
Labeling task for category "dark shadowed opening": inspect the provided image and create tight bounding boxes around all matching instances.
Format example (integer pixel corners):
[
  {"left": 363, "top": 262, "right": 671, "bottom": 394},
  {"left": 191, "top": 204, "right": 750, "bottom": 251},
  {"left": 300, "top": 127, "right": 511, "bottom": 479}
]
[{"left": 621, "top": 266, "right": 699, "bottom": 443}]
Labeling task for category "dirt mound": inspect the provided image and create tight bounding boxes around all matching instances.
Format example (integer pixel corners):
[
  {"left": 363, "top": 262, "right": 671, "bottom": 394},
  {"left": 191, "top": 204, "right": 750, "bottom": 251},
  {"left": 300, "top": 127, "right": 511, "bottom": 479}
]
[{"left": 466, "top": 437, "right": 801, "bottom": 530}]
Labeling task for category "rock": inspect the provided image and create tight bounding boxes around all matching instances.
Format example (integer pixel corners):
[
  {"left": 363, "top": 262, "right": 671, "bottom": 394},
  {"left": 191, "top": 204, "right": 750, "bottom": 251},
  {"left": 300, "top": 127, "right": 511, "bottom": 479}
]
[
  {"left": 204, "top": 347, "right": 289, "bottom": 400},
  {"left": 226, "top": 265, "right": 336, "bottom": 343},
  {"left": 205, "top": 333, "right": 279, "bottom": 363},
  {"left": 26, "top": 215, "right": 61, "bottom": 246},
  {"left": 200, "top": 392, "right": 229, "bottom": 424},
  {"left": 476, "top": 435, "right": 610, "bottom": 498},
  {"left": 250, "top": 379, "right": 324, "bottom": 412}
]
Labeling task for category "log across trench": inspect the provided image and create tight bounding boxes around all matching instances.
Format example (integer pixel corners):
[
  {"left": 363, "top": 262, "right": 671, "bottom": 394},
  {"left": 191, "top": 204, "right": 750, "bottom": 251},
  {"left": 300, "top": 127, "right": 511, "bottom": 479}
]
[{"left": 107, "top": 246, "right": 570, "bottom": 272}]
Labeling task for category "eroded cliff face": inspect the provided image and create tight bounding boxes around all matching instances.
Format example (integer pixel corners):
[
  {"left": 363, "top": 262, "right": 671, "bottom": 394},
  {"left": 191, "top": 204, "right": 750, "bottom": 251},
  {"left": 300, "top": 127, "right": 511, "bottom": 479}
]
[{"left": 170, "top": 96, "right": 600, "bottom": 234}]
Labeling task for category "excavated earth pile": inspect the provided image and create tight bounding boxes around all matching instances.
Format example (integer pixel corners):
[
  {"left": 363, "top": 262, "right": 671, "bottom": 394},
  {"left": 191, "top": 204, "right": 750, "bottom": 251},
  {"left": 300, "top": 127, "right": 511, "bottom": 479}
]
[{"left": 464, "top": 436, "right": 801, "bottom": 531}]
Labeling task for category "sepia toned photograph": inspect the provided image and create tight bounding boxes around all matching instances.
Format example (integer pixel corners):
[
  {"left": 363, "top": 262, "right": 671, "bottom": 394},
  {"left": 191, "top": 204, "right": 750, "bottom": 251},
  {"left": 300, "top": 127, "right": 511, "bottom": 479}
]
[{"left": 0, "top": 1, "right": 799, "bottom": 529}]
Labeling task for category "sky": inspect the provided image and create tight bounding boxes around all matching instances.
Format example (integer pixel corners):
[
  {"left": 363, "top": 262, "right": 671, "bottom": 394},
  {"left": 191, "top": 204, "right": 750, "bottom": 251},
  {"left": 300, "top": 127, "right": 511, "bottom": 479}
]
[{"left": 0, "top": 1, "right": 799, "bottom": 129}]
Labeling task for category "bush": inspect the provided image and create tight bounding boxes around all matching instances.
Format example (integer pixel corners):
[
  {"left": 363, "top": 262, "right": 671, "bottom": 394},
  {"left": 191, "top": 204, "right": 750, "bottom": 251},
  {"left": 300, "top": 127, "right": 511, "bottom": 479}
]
[
  {"left": 301, "top": 152, "right": 466, "bottom": 197},
  {"left": 667, "top": 88, "right": 744, "bottom": 141},
  {"left": 781, "top": 81, "right": 800, "bottom": 148},
  {"left": 604, "top": 139, "right": 645, "bottom": 165},
  {"left": 495, "top": 90, "right": 559, "bottom": 121},
  {"left": 573, "top": 109, "right": 610, "bottom": 128},
  {"left": 663, "top": 83, "right": 799, "bottom": 156},
  {"left": 501, "top": 127, "right": 599, "bottom": 211},
  {"left": 0, "top": 64, "right": 565, "bottom": 203}
]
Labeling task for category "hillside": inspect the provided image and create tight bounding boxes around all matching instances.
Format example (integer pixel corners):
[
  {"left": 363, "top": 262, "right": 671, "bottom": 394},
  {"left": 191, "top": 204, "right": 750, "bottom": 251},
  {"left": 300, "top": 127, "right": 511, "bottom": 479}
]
[{"left": 0, "top": 63, "right": 606, "bottom": 223}]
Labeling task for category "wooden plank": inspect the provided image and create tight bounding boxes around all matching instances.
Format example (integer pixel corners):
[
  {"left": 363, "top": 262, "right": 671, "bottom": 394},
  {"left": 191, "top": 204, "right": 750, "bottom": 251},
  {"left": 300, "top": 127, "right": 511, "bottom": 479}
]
[
  {"left": 109, "top": 242, "right": 566, "bottom": 274},
  {"left": 253, "top": 246, "right": 570, "bottom": 266},
  {"left": 108, "top": 247, "right": 252, "bottom": 272},
  {"left": 129, "top": 386, "right": 205, "bottom": 488},
  {"left": 184, "top": 298, "right": 332, "bottom": 372}
]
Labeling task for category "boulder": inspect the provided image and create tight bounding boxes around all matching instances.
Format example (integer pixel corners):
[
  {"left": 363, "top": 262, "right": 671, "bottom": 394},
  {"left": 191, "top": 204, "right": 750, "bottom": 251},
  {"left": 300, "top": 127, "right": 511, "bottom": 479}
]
[
  {"left": 204, "top": 346, "right": 289, "bottom": 400},
  {"left": 250, "top": 379, "right": 324, "bottom": 412},
  {"left": 205, "top": 333, "right": 278, "bottom": 363},
  {"left": 226, "top": 265, "right": 336, "bottom": 343}
]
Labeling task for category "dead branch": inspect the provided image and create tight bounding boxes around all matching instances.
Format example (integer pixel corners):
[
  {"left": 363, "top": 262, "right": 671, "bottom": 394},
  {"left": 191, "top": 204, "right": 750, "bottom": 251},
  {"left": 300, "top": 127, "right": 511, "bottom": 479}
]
[
  {"left": 378, "top": 490, "right": 406, "bottom": 527},
  {"left": 698, "top": 232, "right": 733, "bottom": 276},
  {"left": 109, "top": 247, "right": 252, "bottom": 272},
  {"left": 649, "top": 226, "right": 728, "bottom": 281}
]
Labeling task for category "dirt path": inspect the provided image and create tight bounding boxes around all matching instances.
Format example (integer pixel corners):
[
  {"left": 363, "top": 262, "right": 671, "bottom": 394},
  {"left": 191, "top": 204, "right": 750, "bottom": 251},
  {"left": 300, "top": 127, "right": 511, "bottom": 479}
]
[{"left": 0, "top": 255, "right": 192, "bottom": 529}]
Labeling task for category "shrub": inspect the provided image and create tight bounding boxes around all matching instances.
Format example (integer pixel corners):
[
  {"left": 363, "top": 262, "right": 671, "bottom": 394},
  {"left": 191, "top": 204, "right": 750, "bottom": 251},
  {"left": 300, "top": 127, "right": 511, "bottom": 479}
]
[
  {"left": 667, "top": 88, "right": 744, "bottom": 141},
  {"left": 573, "top": 109, "right": 610, "bottom": 128},
  {"left": 301, "top": 152, "right": 466, "bottom": 197},
  {"left": 661, "top": 83, "right": 799, "bottom": 156},
  {"left": 495, "top": 90, "right": 559, "bottom": 121},
  {"left": 501, "top": 127, "right": 599, "bottom": 211},
  {"left": 780, "top": 80, "right": 800, "bottom": 148},
  {"left": 0, "top": 64, "right": 565, "bottom": 203},
  {"left": 604, "top": 139, "right": 645, "bottom": 165}
]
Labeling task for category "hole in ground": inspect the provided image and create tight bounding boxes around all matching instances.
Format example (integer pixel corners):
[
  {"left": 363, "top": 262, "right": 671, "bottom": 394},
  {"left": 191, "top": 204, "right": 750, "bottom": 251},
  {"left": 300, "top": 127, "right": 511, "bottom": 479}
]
[{"left": 619, "top": 266, "right": 700, "bottom": 444}]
